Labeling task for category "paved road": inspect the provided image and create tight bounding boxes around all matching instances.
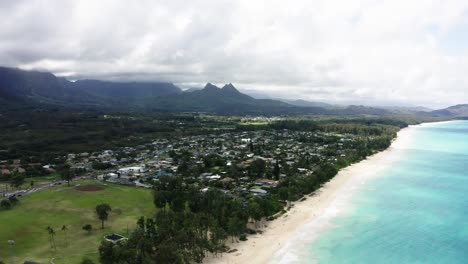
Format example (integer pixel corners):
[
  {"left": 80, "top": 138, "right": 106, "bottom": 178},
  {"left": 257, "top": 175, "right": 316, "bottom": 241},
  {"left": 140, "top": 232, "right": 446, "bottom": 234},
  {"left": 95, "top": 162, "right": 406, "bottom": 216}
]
[{"left": 1, "top": 176, "right": 92, "bottom": 200}]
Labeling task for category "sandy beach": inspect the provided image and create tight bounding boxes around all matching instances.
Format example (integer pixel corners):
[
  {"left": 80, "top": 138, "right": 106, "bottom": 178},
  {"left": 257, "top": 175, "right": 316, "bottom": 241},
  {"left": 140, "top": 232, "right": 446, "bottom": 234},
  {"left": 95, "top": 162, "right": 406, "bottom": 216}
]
[{"left": 205, "top": 125, "right": 418, "bottom": 264}]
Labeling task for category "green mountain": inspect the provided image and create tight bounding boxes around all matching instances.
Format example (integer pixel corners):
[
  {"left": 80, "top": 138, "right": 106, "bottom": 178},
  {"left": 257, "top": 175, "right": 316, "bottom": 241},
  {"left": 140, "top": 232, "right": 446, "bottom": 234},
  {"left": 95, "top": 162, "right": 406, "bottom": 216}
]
[
  {"left": 0, "top": 66, "right": 93, "bottom": 104},
  {"left": 2, "top": 66, "right": 460, "bottom": 117},
  {"left": 70, "top": 79, "right": 182, "bottom": 100},
  {"left": 147, "top": 83, "right": 293, "bottom": 114},
  {"left": 0, "top": 67, "right": 182, "bottom": 107},
  {"left": 430, "top": 104, "right": 468, "bottom": 117}
]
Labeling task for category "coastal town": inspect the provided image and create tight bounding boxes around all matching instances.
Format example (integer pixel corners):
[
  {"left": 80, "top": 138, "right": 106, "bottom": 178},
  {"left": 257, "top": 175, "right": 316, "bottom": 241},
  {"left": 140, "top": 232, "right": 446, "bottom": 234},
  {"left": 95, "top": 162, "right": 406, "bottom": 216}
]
[
  {"left": 2, "top": 128, "right": 364, "bottom": 199},
  {"left": 0, "top": 117, "right": 401, "bottom": 263}
]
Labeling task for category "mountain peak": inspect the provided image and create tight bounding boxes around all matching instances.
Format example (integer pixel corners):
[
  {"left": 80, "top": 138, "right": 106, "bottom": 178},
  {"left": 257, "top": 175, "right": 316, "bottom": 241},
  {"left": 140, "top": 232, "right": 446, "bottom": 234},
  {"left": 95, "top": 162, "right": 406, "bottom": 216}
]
[
  {"left": 203, "top": 83, "right": 220, "bottom": 91},
  {"left": 221, "top": 83, "right": 238, "bottom": 92}
]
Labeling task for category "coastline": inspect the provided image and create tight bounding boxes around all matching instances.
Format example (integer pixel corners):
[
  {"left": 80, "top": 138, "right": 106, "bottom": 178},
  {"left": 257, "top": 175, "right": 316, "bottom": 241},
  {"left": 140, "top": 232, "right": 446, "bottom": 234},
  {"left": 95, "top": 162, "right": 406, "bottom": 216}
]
[{"left": 205, "top": 124, "right": 418, "bottom": 264}]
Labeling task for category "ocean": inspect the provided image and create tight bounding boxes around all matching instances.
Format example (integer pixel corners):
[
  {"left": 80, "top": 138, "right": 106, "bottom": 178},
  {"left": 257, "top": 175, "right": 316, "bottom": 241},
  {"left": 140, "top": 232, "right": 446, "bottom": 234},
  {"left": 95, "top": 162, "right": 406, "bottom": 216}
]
[{"left": 279, "top": 121, "right": 468, "bottom": 263}]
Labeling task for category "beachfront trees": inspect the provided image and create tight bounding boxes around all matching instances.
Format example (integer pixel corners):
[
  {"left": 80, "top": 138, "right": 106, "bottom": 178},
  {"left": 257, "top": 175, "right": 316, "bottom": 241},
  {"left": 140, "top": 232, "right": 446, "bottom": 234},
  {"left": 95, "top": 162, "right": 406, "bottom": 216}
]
[
  {"left": 153, "top": 176, "right": 186, "bottom": 209},
  {"left": 99, "top": 213, "right": 214, "bottom": 263},
  {"left": 248, "top": 199, "right": 263, "bottom": 228},
  {"left": 95, "top": 204, "right": 112, "bottom": 229},
  {"left": 227, "top": 216, "right": 244, "bottom": 242}
]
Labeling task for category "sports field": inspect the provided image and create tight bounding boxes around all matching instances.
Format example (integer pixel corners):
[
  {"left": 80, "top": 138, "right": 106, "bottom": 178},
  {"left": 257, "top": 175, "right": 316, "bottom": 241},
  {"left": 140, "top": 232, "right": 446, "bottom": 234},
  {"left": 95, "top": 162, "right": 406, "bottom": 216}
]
[{"left": 0, "top": 180, "right": 155, "bottom": 263}]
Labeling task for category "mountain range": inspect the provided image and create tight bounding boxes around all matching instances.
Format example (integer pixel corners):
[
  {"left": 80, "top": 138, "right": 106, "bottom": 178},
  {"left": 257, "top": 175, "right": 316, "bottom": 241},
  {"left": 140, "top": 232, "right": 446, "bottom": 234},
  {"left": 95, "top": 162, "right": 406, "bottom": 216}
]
[{"left": 0, "top": 66, "right": 467, "bottom": 117}]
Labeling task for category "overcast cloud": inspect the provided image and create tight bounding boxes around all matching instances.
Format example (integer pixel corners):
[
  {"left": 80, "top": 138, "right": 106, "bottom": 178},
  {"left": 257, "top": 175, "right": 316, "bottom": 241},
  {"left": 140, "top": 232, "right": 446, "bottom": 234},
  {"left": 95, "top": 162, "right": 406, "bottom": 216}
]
[{"left": 1, "top": 0, "right": 468, "bottom": 107}]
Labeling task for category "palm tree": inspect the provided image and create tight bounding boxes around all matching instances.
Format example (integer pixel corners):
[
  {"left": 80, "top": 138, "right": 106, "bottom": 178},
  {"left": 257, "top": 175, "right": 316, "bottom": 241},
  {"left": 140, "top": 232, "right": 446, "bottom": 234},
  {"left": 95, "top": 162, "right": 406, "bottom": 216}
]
[
  {"left": 61, "top": 225, "right": 68, "bottom": 247},
  {"left": 46, "top": 226, "right": 56, "bottom": 250}
]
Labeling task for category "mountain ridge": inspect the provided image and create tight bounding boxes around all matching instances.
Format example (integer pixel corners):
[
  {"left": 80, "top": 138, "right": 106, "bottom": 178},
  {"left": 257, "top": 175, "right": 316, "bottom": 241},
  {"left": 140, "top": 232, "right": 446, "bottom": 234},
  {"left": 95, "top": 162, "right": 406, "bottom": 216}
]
[
  {"left": 430, "top": 104, "right": 468, "bottom": 117},
  {"left": 0, "top": 66, "right": 465, "bottom": 117}
]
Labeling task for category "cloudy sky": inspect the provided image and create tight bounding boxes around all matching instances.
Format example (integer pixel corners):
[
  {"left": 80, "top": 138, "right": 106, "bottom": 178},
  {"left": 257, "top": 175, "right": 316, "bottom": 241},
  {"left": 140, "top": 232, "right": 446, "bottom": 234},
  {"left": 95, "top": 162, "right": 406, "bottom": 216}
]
[{"left": 1, "top": 0, "right": 468, "bottom": 108}]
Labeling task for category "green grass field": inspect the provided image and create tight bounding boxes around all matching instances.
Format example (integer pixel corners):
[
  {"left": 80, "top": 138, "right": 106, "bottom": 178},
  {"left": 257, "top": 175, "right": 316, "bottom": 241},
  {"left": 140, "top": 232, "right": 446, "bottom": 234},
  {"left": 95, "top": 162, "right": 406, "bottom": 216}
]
[
  {"left": 239, "top": 121, "right": 270, "bottom": 126},
  {"left": 0, "top": 180, "right": 155, "bottom": 263}
]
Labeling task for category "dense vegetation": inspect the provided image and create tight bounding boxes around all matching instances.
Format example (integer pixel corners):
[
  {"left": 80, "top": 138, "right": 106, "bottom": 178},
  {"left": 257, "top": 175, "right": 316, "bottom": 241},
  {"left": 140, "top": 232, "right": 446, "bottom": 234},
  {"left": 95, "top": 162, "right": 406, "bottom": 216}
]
[{"left": 0, "top": 108, "right": 212, "bottom": 164}]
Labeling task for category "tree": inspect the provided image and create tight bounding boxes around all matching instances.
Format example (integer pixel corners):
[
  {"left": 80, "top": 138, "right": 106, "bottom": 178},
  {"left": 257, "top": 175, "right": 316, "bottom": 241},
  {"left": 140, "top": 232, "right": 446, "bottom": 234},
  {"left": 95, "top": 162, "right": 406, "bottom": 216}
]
[
  {"left": 250, "top": 158, "right": 266, "bottom": 178},
  {"left": 62, "top": 225, "right": 68, "bottom": 247},
  {"left": 46, "top": 226, "right": 56, "bottom": 250},
  {"left": 82, "top": 224, "right": 93, "bottom": 234},
  {"left": 8, "top": 196, "right": 19, "bottom": 206},
  {"left": 1, "top": 199, "right": 11, "bottom": 209},
  {"left": 248, "top": 200, "right": 263, "bottom": 228},
  {"left": 58, "top": 164, "right": 72, "bottom": 186},
  {"left": 273, "top": 160, "right": 280, "bottom": 180},
  {"left": 95, "top": 203, "right": 112, "bottom": 229},
  {"left": 80, "top": 257, "right": 95, "bottom": 264},
  {"left": 10, "top": 174, "right": 25, "bottom": 189},
  {"left": 92, "top": 161, "right": 113, "bottom": 170},
  {"left": 227, "top": 216, "right": 244, "bottom": 242},
  {"left": 177, "top": 161, "right": 190, "bottom": 177}
]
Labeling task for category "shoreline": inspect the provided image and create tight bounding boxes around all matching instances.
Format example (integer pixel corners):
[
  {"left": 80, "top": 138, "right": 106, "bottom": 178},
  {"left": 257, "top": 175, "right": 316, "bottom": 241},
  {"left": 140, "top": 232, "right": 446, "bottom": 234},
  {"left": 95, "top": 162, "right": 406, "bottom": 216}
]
[{"left": 205, "top": 124, "right": 420, "bottom": 264}]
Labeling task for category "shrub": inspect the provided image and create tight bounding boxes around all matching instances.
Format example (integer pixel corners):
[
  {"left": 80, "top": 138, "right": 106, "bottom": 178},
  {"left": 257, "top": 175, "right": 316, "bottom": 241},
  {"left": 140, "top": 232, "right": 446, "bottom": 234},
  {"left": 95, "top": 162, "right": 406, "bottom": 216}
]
[
  {"left": 81, "top": 257, "right": 95, "bottom": 264},
  {"left": 8, "top": 196, "right": 19, "bottom": 205},
  {"left": 1, "top": 199, "right": 12, "bottom": 209},
  {"left": 82, "top": 224, "right": 93, "bottom": 234},
  {"left": 246, "top": 228, "right": 257, "bottom": 235}
]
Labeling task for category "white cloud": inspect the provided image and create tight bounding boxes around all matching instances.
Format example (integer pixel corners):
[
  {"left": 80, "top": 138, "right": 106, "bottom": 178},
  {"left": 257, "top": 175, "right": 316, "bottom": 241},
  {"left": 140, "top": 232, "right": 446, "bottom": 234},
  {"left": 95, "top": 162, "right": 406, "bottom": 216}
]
[{"left": 1, "top": 0, "right": 468, "bottom": 107}]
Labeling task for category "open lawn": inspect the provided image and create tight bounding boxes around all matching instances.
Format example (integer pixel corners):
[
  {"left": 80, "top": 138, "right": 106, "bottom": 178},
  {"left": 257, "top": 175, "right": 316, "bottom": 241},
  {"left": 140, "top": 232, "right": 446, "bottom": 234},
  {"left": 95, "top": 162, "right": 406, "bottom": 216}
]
[
  {"left": 239, "top": 121, "right": 270, "bottom": 126},
  {"left": 0, "top": 180, "right": 155, "bottom": 263}
]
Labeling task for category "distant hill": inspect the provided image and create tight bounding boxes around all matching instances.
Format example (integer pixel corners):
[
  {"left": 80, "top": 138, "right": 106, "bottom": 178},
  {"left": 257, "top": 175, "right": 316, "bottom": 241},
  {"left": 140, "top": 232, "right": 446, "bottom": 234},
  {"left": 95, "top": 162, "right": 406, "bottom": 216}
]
[
  {"left": 71, "top": 80, "right": 181, "bottom": 99},
  {"left": 0, "top": 66, "right": 181, "bottom": 107},
  {"left": 183, "top": 87, "right": 202, "bottom": 93},
  {"left": 282, "top": 99, "right": 332, "bottom": 108},
  {"left": 380, "top": 105, "right": 433, "bottom": 113},
  {"left": 242, "top": 89, "right": 274, "bottom": 99},
  {"left": 0, "top": 66, "right": 93, "bottom": 104},
  {"left": 430, "top": 104, "right": 468, "bottom": 117}
]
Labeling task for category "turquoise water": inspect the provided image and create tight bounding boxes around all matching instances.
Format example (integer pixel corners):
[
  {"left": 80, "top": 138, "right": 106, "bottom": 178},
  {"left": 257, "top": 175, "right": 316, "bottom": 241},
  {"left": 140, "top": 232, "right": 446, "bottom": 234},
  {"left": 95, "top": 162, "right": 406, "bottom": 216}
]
[{"left": 308, "top": 121, "right": 468, "bottom": 264}]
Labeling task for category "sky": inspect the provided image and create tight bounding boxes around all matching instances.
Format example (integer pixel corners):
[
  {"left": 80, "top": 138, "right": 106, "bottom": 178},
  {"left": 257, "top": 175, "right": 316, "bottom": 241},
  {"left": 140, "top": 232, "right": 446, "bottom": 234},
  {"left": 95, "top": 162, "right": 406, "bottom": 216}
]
[{"left": 1, "top": 0, "right": 468, "bottom": 108}]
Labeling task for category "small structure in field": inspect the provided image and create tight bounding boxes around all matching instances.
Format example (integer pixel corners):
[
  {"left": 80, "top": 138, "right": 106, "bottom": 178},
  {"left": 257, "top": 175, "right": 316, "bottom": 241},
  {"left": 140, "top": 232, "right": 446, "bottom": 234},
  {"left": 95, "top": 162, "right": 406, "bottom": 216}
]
[{"left": 104, "top": 233, "right": 127, "bottom": 243}]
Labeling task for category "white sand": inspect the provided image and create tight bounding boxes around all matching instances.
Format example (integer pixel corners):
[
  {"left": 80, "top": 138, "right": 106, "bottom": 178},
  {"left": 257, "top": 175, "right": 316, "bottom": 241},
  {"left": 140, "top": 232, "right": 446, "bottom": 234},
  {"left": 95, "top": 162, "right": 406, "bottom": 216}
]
[{"left": 205, "top": 125, "right": 419, "bottom": 264}]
